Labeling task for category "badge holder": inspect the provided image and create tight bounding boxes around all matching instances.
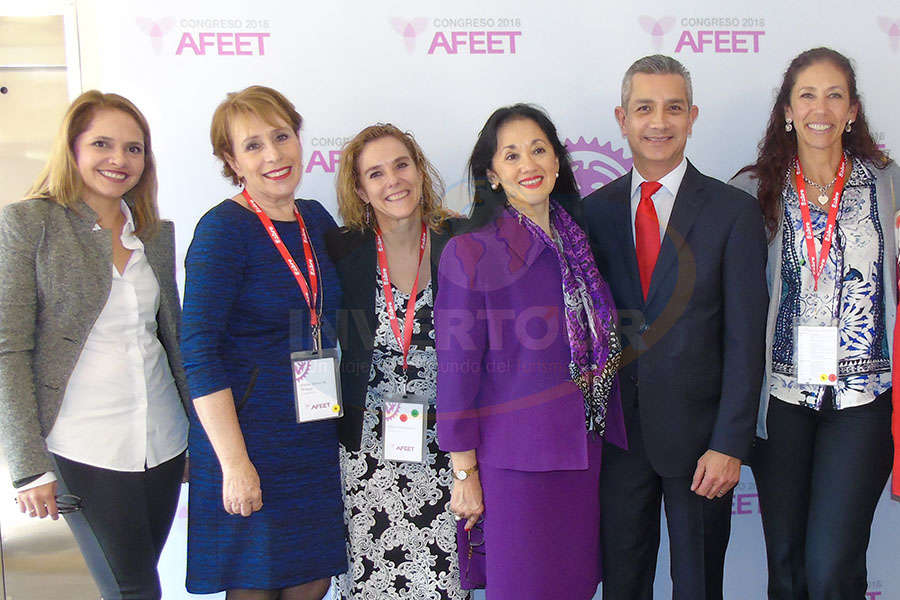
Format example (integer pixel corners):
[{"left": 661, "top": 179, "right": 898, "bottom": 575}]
[
  {"left": 291, "top": 343, "right": 343, "bottom": 422},
  {"left": 382, "top": 389, "right": 428, "bottom": 464},
  {"left": 795, "top": 322, "right": 839, "bottom": 387}
]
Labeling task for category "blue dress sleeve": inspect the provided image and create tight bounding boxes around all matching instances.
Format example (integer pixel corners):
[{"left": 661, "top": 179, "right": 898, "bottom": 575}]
[{"left": 181, "top": 206, "right": 246, "bottom": 400}]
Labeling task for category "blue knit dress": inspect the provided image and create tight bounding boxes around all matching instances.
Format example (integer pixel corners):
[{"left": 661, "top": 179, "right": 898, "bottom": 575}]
[{"left": 181, "top": 199, "right": 346, "bottom": 593}]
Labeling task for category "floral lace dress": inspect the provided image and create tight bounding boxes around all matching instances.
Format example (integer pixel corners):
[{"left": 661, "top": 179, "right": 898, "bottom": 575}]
[{"left": 336, "top": 275, "right": 469, "bottom": 600}]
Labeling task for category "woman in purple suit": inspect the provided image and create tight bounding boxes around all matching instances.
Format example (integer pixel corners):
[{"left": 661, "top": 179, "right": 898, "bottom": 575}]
[{"left": 434, "top": 104, "right": 627, "bottom": 599}]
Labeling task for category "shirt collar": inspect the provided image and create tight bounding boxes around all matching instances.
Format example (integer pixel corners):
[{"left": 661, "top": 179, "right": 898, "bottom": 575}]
[{"left": 630, "top": 157, "right": 688, "bottom": 199}]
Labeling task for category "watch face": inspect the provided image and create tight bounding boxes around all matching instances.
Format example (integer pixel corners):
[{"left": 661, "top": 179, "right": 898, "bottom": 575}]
[{"left": 456, "top": 470, "right": 468, "bottom": 480}]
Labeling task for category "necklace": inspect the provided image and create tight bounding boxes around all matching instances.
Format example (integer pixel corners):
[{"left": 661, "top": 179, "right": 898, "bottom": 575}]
[{"left": 800, "top": 168, "right": 838, "bottom": 206}]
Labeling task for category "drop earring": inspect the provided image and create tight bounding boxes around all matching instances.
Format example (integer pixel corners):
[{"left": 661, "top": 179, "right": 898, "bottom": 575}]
[
  {"left": 785, "top": 118, "right": 793, "bottom": 133},
  {"left": 845, "top": 120, "right": 853, "bottom": 133}
]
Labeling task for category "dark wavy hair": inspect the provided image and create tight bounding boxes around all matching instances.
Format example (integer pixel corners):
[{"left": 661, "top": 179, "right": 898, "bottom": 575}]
[
  {"left": 736, "top": 47, "right": 889, "bottom": 239},
  {"left": 466, "top": 103, "right": 582, "bottom": 231}
]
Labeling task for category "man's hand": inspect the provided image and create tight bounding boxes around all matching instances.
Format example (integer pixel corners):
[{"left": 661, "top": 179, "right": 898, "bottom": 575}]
[{"left": 690, "top": 449, "right": 741, "bottom": 500}]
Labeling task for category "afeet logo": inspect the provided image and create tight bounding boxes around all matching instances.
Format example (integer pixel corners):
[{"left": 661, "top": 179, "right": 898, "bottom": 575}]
[
  {"left": 730, "top": 480, "right": 760, "bottom": 516},
  {"left": 390, "top": 16, "right": 524, "bottom": 55},
  {"left": 565, "top": 137, "right": 633, "bottom": 197},
  {"left": 878, "top": 17, "right": 900, "bottom": 52},
  {"left": 390, "top": 17, "right": 429, "bottom": 54},
  {"left": 136, "top": 17, "right": 176, "bottom": 55},
  {"left": 136, "top": 16, "right": 272, "bottom": 56},
  {"left": 638, "top": 16, "right": 676, "bottom": 51},
  {"left": 865, "top": 581, "right": 884, "bottom": 599},
  {"left": 639, "top": 15, "right": 766, "bottom": 53},
  {"left": 305, "top": 136, "right": 352, "bottom": 174}
]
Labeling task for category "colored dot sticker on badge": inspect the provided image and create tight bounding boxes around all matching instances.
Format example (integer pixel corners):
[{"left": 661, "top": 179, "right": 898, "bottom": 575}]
[
  {"left": 399, "top": 414, "right": 408, "bottom": 422},
  {"left": 819, "top": 373, "right": 829, "bottom": 382},
  {"left": 411, "top": 409, "right": 420, "bottom": 418},
  {"left": 332, "top": 404, "right": 340, "bottom": 413},
  {"left": 828, "top": 374, "right": 837, "bottom": 382}
]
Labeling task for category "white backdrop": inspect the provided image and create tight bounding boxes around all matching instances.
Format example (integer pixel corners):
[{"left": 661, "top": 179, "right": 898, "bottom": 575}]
[{"left": 68, "top": 0, "right": 900, "bottom": 597}]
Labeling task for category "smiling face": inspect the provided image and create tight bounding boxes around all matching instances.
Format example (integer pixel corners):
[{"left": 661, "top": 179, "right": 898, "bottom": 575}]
[
  {"left": 785, "top": 60, "right": 858, "bottom": 156},
  {"left": 356, "top": 135, "right": 424, "bottom": 227},
  {"left": 487, "top": 117, "right": 559, "bottom": 212},
  {"left": 74, "top": 108, "right": 146, "bottom": 206},
  {"left": 225, "top": 112, "right": 303, "bottom": 204},
  {"left": 615, "top": 72, "right": 698, "bottom": 181}
]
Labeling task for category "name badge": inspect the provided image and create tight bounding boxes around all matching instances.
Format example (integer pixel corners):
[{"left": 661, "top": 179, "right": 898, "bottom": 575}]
[
  {"left": 796, "top": 326, "right": 839, "bottom": 386},
  {"left": 383, "top": 394, "right": 427, "bottom": 463},
  {"left": 291, "top": 348, "right": 343, "bottom": 422}
]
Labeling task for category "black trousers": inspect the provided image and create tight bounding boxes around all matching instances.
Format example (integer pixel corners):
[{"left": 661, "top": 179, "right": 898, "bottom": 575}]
[
  {"left": 752, "top": 390, "right": 893, "bottom": 600},
  {"left": 54, "top": 451, "right": 186, "bottom": 600},
  {"left": 599, "top": 415, "right": 733, "bottom": 600}
]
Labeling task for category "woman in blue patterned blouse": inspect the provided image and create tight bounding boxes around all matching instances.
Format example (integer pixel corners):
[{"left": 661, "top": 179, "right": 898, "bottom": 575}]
[
  {"left": 732, "top": 48, "right": 899, "bottom": 599},
  {"left": 181, "top": 85, "right": 346, "bottom": 600}
]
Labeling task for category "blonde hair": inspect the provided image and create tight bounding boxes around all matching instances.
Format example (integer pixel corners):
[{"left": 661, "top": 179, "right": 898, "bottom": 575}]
[
  {"left": 336, "top": 124, "right": 450, "bottom": 232},
  {"left": 210, "top": 85, "right": 303, "bottom": 185},
  {"left": 26, "top": 90, "right": 159, "bottom": 235}
]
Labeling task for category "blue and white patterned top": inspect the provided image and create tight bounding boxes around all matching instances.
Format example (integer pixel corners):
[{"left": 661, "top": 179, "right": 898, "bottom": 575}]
[{"left": 771, "top": 159, "right": 891, "bottom": 410}]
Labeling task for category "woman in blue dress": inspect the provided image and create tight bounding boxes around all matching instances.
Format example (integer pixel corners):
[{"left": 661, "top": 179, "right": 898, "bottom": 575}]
[{"left": 181, "top": 85, "right": 346, "bottom": 599}]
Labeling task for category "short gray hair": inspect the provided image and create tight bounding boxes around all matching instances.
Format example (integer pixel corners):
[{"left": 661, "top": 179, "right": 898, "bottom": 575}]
[{"left": 620, "top": 54, "right": 693, "bottom": 108}]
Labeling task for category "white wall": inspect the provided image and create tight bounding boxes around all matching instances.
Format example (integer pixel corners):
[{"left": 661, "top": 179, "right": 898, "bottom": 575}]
[{"left": 69, "top": 1, "right": 900, "bottom": 598}]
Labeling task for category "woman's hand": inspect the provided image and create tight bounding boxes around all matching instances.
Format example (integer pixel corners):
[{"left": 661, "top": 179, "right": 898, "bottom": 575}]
[
  {"left": 221, "top": 459, "right": 263, "bottom": 517},
  {"left": 450, "top": 474, "right": 484, "bottom": 531},
  {"left": 17, "top": 481, "right": 59, "bottom": 520}
]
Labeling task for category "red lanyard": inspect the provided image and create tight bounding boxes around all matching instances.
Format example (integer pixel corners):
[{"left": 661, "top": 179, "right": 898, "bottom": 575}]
[
  {"left": 242, "top": 189, "right": 320, "bottom": 330},
  {"left": 375, "top": 223, "right": 427, "bottom": 370},
  {"left": 793, "top": 155, "right": 848, "bottom": 291}
]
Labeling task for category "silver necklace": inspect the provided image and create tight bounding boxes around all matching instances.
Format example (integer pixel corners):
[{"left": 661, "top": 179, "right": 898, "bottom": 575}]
[{"left": 801, "top": 170, "right": 838, "bottom": 206}]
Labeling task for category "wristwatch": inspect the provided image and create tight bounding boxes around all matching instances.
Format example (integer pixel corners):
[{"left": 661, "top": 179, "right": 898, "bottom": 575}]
[{"left": 452, "top": 463, "right": 479, "bottom": 481}]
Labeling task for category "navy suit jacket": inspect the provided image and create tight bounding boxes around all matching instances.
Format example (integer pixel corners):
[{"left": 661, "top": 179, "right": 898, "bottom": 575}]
[{"left": 583, "top": 161, "right": 767, "bottom": 477}]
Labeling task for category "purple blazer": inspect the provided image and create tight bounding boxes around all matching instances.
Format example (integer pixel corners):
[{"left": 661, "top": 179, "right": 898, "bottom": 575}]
[{"left": 435, "top": 212, "right": 626, "bottom": 472}]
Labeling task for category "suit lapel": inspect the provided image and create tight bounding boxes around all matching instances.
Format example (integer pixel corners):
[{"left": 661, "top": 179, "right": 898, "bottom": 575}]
[
  {"left": 70, "top": 200, "right": 113, "bottom": 301},
  {"left": 614, "top": 172, "right": 644, "bottom": 306},
  {"left": 647, "top": 161, "right": 706, "bottom": 302}
]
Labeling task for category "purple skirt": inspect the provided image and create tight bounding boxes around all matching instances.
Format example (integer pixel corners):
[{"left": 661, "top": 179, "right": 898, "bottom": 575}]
[{"left": 479, "top": 434, "right": 603, "bottom": 599}]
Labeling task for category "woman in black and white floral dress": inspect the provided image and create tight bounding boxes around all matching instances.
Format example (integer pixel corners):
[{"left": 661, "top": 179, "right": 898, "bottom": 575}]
[{"left": 325, "top": 123, "right": 467, "bottom": 600}]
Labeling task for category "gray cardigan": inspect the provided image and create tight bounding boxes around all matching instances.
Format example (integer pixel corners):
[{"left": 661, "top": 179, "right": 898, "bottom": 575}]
[
  {"left": 730, "top": 160, "right": 898, "bottom": 438},
  {"left": 0, "top": 198, "right": 190, "bottom": 483}
]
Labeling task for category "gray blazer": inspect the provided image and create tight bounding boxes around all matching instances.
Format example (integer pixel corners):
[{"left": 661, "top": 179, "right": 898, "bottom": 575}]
[
  {"left": 730, "top": 160, "right": 898, "bottom": 438},
  {"left": 0, "top": 198, "right": 190, "bottom": 484}
]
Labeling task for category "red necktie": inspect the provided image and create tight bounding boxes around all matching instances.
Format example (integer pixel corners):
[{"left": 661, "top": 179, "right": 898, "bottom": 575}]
[{"left": 636, "top": 181, "right": 662, "bottom": 300}]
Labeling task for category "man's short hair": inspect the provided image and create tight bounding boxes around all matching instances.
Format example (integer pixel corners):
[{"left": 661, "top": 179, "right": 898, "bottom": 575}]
[{"left": 620, "top": 54, "right": 693, "bottom": 108}]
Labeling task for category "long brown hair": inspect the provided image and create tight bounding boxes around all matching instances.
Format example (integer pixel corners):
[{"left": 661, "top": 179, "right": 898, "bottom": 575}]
[
  {"left": 26, "top": 90, "right": 159, "bottom": 235},
  {"left": 736, "top": 47, "right": 888, "bottom": 239},
  {"left": 336, "top": 124, "right": 450, "bottom": 232}
]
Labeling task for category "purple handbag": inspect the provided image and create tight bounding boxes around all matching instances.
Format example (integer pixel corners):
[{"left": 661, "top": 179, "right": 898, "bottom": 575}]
[{"left": 456, "top": 518, "right": 486, "bottom": 590}]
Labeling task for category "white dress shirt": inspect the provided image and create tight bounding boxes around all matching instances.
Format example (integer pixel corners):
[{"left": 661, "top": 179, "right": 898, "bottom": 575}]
[
  {"left": 629, "top": 158, "right": 688, "bottom": 246},
  {"left": 42, "top": 202, "right": 188, "bottom": 474}
]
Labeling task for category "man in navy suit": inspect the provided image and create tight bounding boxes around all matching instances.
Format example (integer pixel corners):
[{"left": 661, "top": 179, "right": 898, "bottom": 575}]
[{"left": 583, "top": 55, "right": 767, "bottom": 599}]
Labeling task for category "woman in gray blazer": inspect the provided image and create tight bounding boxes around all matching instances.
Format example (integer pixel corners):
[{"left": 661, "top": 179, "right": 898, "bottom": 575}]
[{"left": 0, "top": 90, "right": 190, "bottom": 600}]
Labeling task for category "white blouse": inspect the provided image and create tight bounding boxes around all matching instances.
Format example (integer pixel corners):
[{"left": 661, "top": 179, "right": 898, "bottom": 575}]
[{"left": 43, "top": 202, "right": 188, "bottom": 472}]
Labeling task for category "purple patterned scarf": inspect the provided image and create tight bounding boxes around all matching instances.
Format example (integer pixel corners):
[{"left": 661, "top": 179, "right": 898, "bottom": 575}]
[{"left": 506, "top": 201, "right": 621, "bottom": 435}]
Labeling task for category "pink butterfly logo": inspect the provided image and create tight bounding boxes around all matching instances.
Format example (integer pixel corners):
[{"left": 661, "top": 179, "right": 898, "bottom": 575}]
[
  {"left": 136, "top": 17, "right": 176, "bottom": 55},
  {"left": 877, "top": 17, "right": 900, "bottom": 52},
  {"left": 638, "top": 15, "right": 676, "bottom": 50},
  {"left": 390, "top": 17, "right": 428, "bottom": 54}
]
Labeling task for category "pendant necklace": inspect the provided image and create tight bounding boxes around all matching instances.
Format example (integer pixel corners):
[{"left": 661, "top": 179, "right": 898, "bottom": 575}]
[{"left": 802, "top": 171, "right": 838, "bottom": 206}]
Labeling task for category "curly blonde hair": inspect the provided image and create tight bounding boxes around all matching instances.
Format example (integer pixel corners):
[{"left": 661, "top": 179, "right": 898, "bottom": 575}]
[
  {"left": 336, "top": 124, "right": 450, "bottom": 232},
  {"left": 210, "top": 85, "right": 303, "bottom": 185},
  {"left": 26, "top": 90, "right": 159, "bottom": 235}
]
